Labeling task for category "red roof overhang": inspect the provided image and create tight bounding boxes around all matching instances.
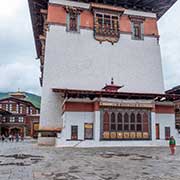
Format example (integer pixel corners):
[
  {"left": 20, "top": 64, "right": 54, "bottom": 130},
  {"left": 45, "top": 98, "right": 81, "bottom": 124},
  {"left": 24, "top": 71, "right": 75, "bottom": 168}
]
[
  {"left": 52, "top": 88, "right": 180, "bottom": 101},
  {"left": 166, "top": 85, "right": 180, "bottom": 95}
]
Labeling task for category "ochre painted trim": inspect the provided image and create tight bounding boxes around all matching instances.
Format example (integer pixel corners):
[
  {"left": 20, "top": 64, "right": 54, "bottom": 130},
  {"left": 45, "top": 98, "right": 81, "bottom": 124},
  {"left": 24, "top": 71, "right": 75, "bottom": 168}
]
[
  {"left": 38, "top": 128, "right": 62, "bottom": 132},
  {"left": 91, "top": 2, "right": 125, "bottom": 12},
  {"left": 49, "top": 22, "right": 66, "bottom": 27}
]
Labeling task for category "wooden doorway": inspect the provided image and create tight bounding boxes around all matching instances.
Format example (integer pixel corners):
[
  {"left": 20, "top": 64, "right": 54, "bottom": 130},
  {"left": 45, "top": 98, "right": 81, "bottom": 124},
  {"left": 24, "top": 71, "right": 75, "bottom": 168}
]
[
  {"left": 156, "top": 124, "right": 160, "bottom": 139},
  {"left": 71, "top": 126, "right": 78, "bottom": 140},
  {"left": 165, "top": 127, "right": 170, "bottom": 140}
]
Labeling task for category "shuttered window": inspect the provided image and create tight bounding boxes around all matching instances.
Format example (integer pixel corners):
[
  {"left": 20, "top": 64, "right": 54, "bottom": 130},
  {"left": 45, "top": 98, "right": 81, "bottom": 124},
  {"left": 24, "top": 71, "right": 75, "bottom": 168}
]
[
  {"left": 66, "top": 12, "right": 80, "bottom": 33},
  {"left": 131, "top": 21, "right": 144, "bottom": 40}
]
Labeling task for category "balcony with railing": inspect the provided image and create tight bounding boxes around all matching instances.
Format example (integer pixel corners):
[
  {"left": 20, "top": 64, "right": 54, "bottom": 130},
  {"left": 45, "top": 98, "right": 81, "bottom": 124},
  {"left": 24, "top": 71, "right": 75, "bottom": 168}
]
[{"left": 0, "top": 116, "right": 24, "bottom": 124}]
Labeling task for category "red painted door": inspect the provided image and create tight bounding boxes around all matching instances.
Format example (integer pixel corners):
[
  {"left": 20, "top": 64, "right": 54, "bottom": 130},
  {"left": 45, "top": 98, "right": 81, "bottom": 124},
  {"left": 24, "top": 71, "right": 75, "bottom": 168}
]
[
  {"left": 156, "top": 124, "right": 160, "bottom": 139},
  {"left": 71, "top": 126, "right": 78, "bottom": 140},
  {"left": 165, "top": 127, "right": 170, "bottom": 140}
]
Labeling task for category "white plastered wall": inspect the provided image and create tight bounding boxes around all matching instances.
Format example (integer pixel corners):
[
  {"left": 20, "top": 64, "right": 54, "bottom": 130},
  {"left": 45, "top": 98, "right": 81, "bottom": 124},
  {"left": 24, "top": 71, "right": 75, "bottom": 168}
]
[
  {"left": 40, "top": 22, "right": 164, "bottom": 132},
  {"left": 56, "top": 111, "right": 180, "bottom": 147},
  {"left": 39, "top": 89, "right": 63, "bottom": 129},
  {"left": 151, "top": 112, "right": 156, "bottom": 141},
  {"left": 44, "top": 26, "right": 164, "bottom": 93},
  {"left": 155, "top": 113, "right": 178, "bottom": 140},
  {"left": 61, "top": 111, "right": 94, "bottom": 140}
]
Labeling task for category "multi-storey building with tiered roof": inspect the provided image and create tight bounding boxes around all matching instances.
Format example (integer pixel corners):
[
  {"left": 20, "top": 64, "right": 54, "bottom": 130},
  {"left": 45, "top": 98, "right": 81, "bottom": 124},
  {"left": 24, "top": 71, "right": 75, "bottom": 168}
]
[{"left": 0, "top": 91, "right": 40, "bottom": 138}]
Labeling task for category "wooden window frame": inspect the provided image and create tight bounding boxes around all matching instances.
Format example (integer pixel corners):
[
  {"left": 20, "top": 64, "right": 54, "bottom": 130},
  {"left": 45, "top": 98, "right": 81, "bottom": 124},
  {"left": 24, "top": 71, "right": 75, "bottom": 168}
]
[
  {"left": 5, "top": 104, "right": 8, "bottom": 111},
  {"left": 101, "top": 109, "right": 150, "bottom": 140},
  {"left": 84, "top": 123, "right": 93, "bottom": 140},
  {"left": 156, "top": 123, "right": 160, "bottom": 140},
  {"left": 124, "top": 113, "right": 129, "bottom": 131},
  {"left": 143, "top": 113, "right": 149, "bottom": 132},
  {"left": 94, "top": 11, "right": 120, "bottom": 44},
  {"left": 66, "top": 12, "right": 80, "bottom": 33},
  {"left": 117, "top": 113, "right": 123, "bottom": 131},
  {"left": 103, "top": 111, "right": 110, "bottom": 131},
  {"left": 165, "top": 127, "right": 171, "bottom": 140},
  {"left": 71, "top": 125, "right": 78, "bottom": 140},
  {"left": 95, "top": 12, "right": 119, "bottom": 34},
  {"left": 130, "top": 17, "right": 144, "bottom": 41},
  {"left": 130, "top": 113, "right": 136, "bottom": 131},
  {"left": 136, "top": 113, "right": 142, "bottom": 131},
  {"left": 110, "top": 112, "right": 116, "bottom": 131},
  {"left": 18, "top": 116, "right": 24, "bottom": 123}
]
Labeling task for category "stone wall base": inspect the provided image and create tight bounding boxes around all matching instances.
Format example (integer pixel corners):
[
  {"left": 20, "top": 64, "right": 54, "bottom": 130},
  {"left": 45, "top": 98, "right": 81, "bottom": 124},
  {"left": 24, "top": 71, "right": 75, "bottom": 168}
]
[{"left": 38, "top": 137, "right": 56, "bottom": 146}]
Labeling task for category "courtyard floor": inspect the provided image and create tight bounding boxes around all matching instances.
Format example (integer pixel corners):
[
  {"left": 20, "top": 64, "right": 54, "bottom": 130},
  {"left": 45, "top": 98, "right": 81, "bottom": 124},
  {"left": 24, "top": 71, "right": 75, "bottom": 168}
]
[{"left": 0, "top": 141, "right": 180, "bottom": 180}]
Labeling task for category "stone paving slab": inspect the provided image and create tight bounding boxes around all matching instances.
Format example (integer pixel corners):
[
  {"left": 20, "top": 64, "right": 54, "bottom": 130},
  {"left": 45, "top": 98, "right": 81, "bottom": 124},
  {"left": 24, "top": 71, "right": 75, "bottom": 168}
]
[{"left": 0, "top": 141, "right": 180, "bottom": 180}]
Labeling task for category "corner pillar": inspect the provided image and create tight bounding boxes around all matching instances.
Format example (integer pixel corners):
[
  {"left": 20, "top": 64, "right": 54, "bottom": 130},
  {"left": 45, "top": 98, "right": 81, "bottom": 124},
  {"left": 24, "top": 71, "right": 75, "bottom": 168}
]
[
  {"left": 94, "top": 111, "right": 101, "bottom": 142},
  {"left": 151, "top": 112, "right": 156, "bottom": 141}
]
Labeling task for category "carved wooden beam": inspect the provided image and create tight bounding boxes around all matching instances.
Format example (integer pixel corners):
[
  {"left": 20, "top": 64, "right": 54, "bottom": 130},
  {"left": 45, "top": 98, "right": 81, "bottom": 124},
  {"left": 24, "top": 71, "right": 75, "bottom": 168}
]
[
  {"left": 65, "top": 6, "right": 83, "bottom": 14},
  {"left": 40, "top": 9, "right": 48, "bottom": 14},
  {"left": 128, "top": 15, "right": 146, "bottom": 23}
]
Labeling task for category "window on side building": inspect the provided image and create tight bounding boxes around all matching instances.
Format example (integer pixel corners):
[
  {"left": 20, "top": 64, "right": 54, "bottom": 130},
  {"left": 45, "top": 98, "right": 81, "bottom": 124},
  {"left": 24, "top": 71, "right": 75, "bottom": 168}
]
[
  {"left": 16, "top": 104, "right": 19, "bottom": 113},
  {"left": 10, "top": 116, "right": 15, "bottom": 123},
  {"left": 9, "top": 104, "right": 12, "bottom": 112},
  {"left": 20, "top": 106, "right": 23, "bottom": 114},
  {"left": 5, "top": 104, "right": 8, "bottom": 111},
  {"left": 26, "top": 107, "right": 29, "bottom": 114},
  {"left": 18, "top": 117, "right": 24, "bottom": 123},
  {"left": 30, "top": 108, "right": 33, "bottom": 115}
]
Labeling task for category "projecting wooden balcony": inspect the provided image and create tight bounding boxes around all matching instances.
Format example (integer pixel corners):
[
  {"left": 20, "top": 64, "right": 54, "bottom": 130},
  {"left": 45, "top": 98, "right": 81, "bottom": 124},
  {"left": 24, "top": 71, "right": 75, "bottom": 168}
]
[
  {"left": 95, "top": 27, "right": 119, "bottom": 37},
  {"left": 94, "top": 27, "right": 119, "bottom": 43}
]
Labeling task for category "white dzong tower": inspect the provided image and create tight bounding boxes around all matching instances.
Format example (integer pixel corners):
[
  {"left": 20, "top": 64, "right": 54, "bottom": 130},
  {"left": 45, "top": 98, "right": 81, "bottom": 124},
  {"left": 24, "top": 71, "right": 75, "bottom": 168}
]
[{"left": 29, "top": 0, "right": 177, "bottom": 146}]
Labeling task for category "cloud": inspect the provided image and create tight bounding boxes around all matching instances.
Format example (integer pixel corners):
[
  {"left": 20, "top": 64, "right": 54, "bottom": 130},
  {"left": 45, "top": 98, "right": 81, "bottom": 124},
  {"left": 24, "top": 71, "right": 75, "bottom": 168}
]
[
  {"left": 0, "top": 0, "right": 40, "bottom": 94},
  {"left": 0, "top": 0, "right": 22, "bottom": 18},
  {"left": 0, "top": 0, "right": 36, "bottom": 65},
  {"left": 0, "top": 61, "right": 40, "bottom": 94}
]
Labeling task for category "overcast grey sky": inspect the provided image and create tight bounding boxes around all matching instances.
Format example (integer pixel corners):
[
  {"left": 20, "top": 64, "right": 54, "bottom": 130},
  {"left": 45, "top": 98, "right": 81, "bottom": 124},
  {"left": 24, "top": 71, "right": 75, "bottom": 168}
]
[{"left": 0, "top": 0, "right": 179, "bottom": 95}]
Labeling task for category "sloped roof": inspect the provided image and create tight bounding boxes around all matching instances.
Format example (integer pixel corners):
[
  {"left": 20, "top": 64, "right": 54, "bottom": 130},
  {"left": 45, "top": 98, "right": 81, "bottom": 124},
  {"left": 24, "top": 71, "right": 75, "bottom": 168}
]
[
  {"left": 53, "top": 88, "right": 180, "bottom": 102},
  {"left": 166, "top": 85, "right": 180, "bottom": 95},
  {"left": 0, "top": 92, "right": 41, "bottom": 109}
]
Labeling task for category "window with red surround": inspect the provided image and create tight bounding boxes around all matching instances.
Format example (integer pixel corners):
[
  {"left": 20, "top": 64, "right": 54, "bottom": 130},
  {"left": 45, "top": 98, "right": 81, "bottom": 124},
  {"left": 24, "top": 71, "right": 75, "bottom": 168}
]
[
  {"left": 69, "top": 12, "right": 78, "bottom": 32},
  {"left": 66, "top": 7, "right": 81, "bottom": 33},
  {"left": 129, "top": 15, "right": 145, "bottom": 40}
]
